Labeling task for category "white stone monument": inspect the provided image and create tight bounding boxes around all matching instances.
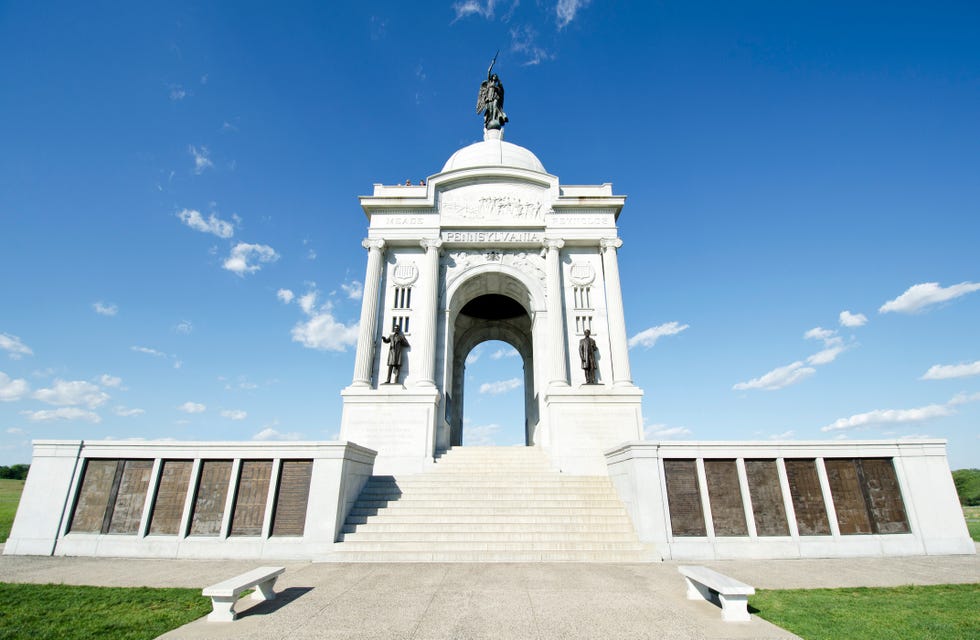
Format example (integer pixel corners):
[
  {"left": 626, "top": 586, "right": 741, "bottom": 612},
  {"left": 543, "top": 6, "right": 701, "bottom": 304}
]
[{"left": 339, "top": 127, "right": 643, "bottom": 475}]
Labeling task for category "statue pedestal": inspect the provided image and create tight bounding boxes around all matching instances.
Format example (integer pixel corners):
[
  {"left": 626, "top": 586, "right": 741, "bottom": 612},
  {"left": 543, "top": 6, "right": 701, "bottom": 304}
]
[
  {"left": 340, "top": 385, "right": 441, "bottom": 475},
  {"left": 544, "top": 384, "right": 644, "bottom": 475}
]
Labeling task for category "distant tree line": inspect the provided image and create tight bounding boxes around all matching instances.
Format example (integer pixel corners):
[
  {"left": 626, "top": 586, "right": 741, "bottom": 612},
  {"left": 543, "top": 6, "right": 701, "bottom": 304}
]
[
  {"left": 952, "top": 469, "right": 980, "bottom": 506},
  {"left": 0, "top": 464, "right": 29, "bottom": 480}
]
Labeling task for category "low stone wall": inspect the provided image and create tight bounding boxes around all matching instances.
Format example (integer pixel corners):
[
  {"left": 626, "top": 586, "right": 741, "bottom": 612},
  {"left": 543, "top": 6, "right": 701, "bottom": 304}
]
[
  {"left": 606, "top": 439, "right": 975, "bottom": 560},
  {"left": 3, "top": 440, "right": 376, "bottom": 560}
]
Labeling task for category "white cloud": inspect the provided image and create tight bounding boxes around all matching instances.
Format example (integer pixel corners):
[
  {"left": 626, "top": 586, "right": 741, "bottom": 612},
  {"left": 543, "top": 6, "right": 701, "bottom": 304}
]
[
  {"left": 93, "top": 302, "right": 118, "bottom": 316},
  {"left": 479, "top": 377, "right": 522, "bottom": 395},
  {"left": 174, "top": 320, "right": 193, "bottom": 334},
  {"left": 177, "top": 208, "right": 234, "bottom": 238},
  {"left": 0, "top": 372, "right": 30, "bottom": 402},
  {"left": 253, "top": 427, "right": 302, "bottom": 441},
  {"left": 733, "top": 361, "right": 816, "bottom": 391},
  {"left": 341, "top": 280, "right": 364, "bottom": 300},
  {"left": 291, "top": 313, "right": 359, "bottom": 352},
  {"left": 6, "top": 427, "right": 26, "bottom": 435},
  {"left": 33, "top": 379, "right": 109, "bottom": 409},
  {"left": 114, "top": 406, "right": 145, "bottom": 417},
  {"left": 169, "top": 84, "right": 186, "bottom": 101},
  {"left": 277, "top": 289, "right": 295, "bottom": 304},
  {"left": 465, "top": 423, "right": 501, "bottom": 446},
  {"left": 821, "top": 392, "right": 980, "bottom": 433},
  {"left": 99, "top": 374, "right": 122, "bottom": 388},
  {"left": 879, "top": 281, "right": 980, "bottom": 314},
  {"left": 297, "top": 291, "right": 318, "bottom": 315},
  {"left": 898, "top": 434, "right": 933, "bottom": 441},
  {"left": 0, "top": 333, "right": 33, "bottom": 359},
  {"left": 806, "top": 345, "right": 846, "bottom": 366},
  {"left": 509, "top": 24, "right": 552, "bottom": 66},
  {"left": 177, "top": 401, "right": 206, "bottom": 414},
  {"left": 452, "top": 0, "right": 497, "bottom": 21},
  {"left": 188, "top": 145, "right": 213, "bottom": 174},
  {"left": 490, "top": 346, "right": 519, "bottom": 360},
  {"left": 839, "top": 310, "right": 867, "bottom": 327},
  {"left": 22, "top": 407, "right": 101, "bottom": 423},
  {"left": 221, "top": 409, "right": 247, "bottom": 420},
  {"left": 821, "top": 404, "right": 953, "bottom": 432},
  {"left": 628, "top": 321, "right": 689, "bottom": 349},
  {"left": 465, "top": 347, "right": 482, "bottom": 366},
  {"left": 556, "top": 0, "right": 592, "bottom": 28},
  {"left": 921, "top": 360, "right": 980, "bottom": 380},
  {"left": 223, "top": 242, "right": 279, "bottom": 275},
  {"left": 769, "top": 430, "right": 796, "bottom": 440},
  {"left": 131, "top": 345, "right": 167, "bottom": 358},
  {"left": 644, "top": 424, "right": 692, "bottom": 439},
  {"left": 804, "top": 327, "right": 836, "bottom": 342}
]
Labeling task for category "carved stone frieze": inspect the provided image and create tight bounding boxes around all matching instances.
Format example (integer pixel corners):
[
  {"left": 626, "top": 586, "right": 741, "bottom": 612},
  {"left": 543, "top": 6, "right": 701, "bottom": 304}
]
[
  {"left": 440, "top": 248, "right": 547, "bottom": 295},
  {"left": 440, "top": 192, "right": 550, "bottom": 224}
]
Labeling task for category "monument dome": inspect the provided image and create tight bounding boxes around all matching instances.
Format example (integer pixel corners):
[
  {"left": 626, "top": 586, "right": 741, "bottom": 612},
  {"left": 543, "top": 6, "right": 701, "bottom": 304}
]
[{"left": 441, "top": 129, "right": 546, "bottom": 174}]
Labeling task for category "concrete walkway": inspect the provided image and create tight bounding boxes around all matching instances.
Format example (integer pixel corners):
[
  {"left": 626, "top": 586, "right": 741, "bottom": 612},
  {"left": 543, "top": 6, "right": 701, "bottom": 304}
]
[{"left": 0, "top": 548, "right": 976, "bottom": 640}]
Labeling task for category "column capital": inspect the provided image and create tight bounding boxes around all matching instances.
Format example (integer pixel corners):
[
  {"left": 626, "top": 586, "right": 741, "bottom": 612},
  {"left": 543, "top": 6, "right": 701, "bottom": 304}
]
[
  {"left": 420, "top": 238, "right": 444, "bottom": 252},
  {"left": 543, "top": 238, "right": 565, "bottom": 251},
  {"left": 361, "top": 238, "right": 386, "bottom": 251},
  {"left": 600, "top": 237, "right": 623, "bottom": 251}
]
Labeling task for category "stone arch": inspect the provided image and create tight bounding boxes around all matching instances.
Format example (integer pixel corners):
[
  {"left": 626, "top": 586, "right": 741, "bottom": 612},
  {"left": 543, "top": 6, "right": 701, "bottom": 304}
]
[{"left": 442, "top": 265, "right": 545, "bottom": 448}]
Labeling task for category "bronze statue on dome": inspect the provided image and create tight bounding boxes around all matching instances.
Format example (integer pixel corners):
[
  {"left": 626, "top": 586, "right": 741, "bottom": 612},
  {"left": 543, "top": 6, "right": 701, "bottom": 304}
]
[{"left": 476, "top": 52, "right": 508, "bottom": 130}]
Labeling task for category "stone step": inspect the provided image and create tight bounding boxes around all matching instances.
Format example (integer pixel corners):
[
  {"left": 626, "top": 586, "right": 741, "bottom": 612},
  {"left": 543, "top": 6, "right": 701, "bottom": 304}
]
[
  {"left": 341, "top": 531, "right": 640, "bottom": 542},
  {"left": 344, "top": 513, "right": 635, "bottom": 525},
  {"left": 341, "top": 522, "right": 636, "bottom": 534},
  {"left": 354, "top": 497, "right": 626, "bottom": 507},
  {"left": 324, "top": 550, "right": 653, "bottom": 563},
  {"left": 349, "top": 506, "right": 628, "bottom": 517},
  {"left": 335, "top": 540, "right": 646, "bottom": 552}
]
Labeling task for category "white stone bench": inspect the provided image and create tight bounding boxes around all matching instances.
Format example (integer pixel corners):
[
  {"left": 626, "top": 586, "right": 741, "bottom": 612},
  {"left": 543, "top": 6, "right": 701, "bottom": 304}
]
[
  {"left": 202, "top": 566, "right": 286, "bottom": 622},
  {"left": 678, "top": 565, "right": 755, "bottom": 622}
]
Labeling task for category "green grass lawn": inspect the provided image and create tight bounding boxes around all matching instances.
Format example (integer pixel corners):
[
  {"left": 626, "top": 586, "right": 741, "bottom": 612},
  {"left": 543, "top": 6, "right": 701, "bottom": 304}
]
[
  {"left": 0, "top": 479, "right": 25, "bottom": 543},
  {"left": 963, "top": 505, "right": 980, "bottom": 542},
  {"left": 751, "top": 583, "right": 980, "bottom": 640},
  {"left": 0, "top": 583, "right": 212, "bottom": 640}
]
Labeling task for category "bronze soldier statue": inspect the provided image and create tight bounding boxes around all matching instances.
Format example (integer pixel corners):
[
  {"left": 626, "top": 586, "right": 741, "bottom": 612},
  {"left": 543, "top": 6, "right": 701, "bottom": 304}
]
[
  {"left": 381, "top": 325, "right": 410, "bottom": 384},
  {"left": 579, "top": 329, "right": 598, "bottom": 384}
]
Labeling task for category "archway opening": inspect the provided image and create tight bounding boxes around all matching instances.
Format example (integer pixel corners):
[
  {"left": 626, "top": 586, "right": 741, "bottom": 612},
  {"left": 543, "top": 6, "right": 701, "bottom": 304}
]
[
  {"left": 460, "top": 339, "right": 526, "bottom": 446},
  {"left": 446, "top": 271, "right": 539, "bottom": 449}
]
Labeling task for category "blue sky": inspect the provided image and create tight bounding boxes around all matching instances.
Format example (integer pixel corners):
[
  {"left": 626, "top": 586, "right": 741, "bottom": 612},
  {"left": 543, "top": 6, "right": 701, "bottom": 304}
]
[{"left": 1, "top": 1, "right": 978, "bottom": 469}]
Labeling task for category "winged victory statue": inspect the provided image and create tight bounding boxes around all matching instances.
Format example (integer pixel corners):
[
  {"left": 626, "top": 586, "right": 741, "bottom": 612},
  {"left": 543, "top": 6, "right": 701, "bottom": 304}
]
[{"left": 476, "top": 52, "right": 508, "bottom": 130}]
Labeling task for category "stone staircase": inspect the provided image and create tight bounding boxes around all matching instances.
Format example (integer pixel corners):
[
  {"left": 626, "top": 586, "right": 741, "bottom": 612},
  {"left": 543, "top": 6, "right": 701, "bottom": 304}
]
[{"left": 327, "top": 446, "right": 652, "bottom": 562}]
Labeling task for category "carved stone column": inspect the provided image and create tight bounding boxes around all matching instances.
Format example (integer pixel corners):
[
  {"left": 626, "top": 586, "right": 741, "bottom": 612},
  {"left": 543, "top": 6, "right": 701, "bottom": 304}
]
[
  {"left": 600, "top": 237, "right": 633, "bottom": 385},
  {"left": 544, "top": 238, "right": 568, "bottom": 386},
  {"left": 415, "top": 238, "right": 443, "bottom": 387},
  {"left": 351, "top": 238, "right": 385, "bottom": 387}
]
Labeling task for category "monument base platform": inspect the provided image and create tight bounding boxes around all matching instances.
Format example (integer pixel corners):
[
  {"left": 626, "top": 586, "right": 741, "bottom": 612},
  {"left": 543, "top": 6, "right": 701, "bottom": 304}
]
[
  {"left": 544, "top": 383, "right": 643, "bottom": 475},
  {"left": 340, "top": 384, "right": 442, "bottom": 475}
]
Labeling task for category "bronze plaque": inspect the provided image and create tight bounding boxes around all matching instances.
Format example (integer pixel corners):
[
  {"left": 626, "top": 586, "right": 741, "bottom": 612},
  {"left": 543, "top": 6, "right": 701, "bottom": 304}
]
[
  {"left": 69, "top": 459, "right": 119, "bottom": 533},
  {"left": 860, "top": 458, "right": 910, "bottom": 534},
  {"left": 704, "top": 459, "right": 748, "bottom": 536},
  {"left": 785, "top": 459, "right": 831, "bottom": 535},
  {"left": 825, "top": 459, "right": 872, "bottom": 535},
  {"left": 271, "top": 460, "right": 313, "bottom": 537},
  {"left": 664, "top": 459, "right": 706, "bottom": 537},
  {"left": 107, "top": 460, "right": 153, "bottom": 535},
  {"left": 189, "top": 460, "right": 232, "bottom": 536},
  {"left": 148, "top": 460, "right": 193, "bottom": 535},
  {"left": 745, "top": 459, "right": 789, "bottom": 536},
  {"left": 231, "top": 460, "right": 273, "bottom": 536}
]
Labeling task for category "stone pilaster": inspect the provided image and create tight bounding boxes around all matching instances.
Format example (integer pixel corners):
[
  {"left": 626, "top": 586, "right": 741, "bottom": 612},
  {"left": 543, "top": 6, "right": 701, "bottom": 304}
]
[
  {"left": 351, "top": 238, "right": 386, "bottom": 387},
  {"left": 544, "top": 238, "right": 568, "bottom": 386},
  {"left": 414, "top": 238, "right": 443, "bottom": 387},
  {"left": 600, "top": 237, "right": 633, "bottom": 386}
]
